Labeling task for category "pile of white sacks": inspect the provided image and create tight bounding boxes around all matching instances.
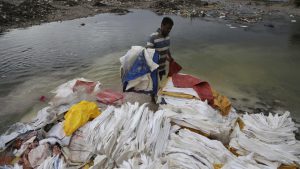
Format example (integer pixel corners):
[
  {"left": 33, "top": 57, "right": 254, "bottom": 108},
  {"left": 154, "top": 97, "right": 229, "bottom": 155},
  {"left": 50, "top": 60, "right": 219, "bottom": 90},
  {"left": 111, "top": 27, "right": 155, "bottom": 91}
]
[{"left": 0, "top": 78, "right": 299, "bottom": 169}]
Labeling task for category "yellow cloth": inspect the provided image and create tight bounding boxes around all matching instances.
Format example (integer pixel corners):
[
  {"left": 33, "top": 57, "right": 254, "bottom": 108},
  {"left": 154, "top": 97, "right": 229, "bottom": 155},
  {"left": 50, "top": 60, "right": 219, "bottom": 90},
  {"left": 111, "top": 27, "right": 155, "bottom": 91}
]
[
  {"left": 64, "top": 101, "right": 100, "bottom": 136},
  {"left": 212, "top": 89, "right": 231, "bottom": 116}
]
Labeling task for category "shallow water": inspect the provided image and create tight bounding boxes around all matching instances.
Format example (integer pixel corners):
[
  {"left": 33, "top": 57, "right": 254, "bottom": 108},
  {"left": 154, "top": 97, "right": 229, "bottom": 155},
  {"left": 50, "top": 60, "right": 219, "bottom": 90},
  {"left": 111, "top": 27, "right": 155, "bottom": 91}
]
[{"left": 0, "top": 9, "right": 299, "bottom": 133}]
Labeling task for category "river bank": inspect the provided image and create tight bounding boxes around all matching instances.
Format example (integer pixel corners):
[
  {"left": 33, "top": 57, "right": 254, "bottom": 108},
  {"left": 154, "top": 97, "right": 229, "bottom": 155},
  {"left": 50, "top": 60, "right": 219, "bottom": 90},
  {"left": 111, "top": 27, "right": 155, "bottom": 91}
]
[{"left": 1, "top": 0, "right": 300, "bottom": 32}]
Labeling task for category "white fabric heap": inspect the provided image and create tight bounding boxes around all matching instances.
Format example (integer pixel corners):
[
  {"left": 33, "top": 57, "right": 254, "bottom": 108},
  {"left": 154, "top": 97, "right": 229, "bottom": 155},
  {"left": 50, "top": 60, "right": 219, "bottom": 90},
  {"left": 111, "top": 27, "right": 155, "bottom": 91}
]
[
  {"left": 0, "top": 122, "right": 34, "bottom": 151},
  {"left": 63, "top": 124, "right": 94, "bottom": 165},
  {"left": 49, "top": 78, "right": 101, "bottom": 107},
  {"left": 166, "top": 129, "right": 236, "bottom": 169},
  {"left": 229, "top": 111, "right": 300, "bottom": 166},
  {"left": 161, "top": 96, "right": 237, "bottom": 144},
  {"left": 46, "top": 122, "right": 71, "bottom": 146},
  {"left": 37, "top": 155, "right": 66, "bottom": 169},
  {"left": 30, "top": 105, "right": 70, "bottom": 130},
  {"left": 86, "top": 102, "right": 171, "bottom": 167},
  {"left": 116, "top": 154, "right": 168, "bottom": 169},
  {"left": 120, "top": 46, "right": 158, "bottom": 92},
  {"left": 222, "top": 153, "right": 277, "bottom": 169}
]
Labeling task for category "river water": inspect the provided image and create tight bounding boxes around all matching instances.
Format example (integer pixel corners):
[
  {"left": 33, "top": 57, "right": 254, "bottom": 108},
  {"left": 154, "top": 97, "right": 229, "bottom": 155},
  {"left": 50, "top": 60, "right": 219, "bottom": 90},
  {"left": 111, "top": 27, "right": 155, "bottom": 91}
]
[{"left": 0, "top": 9, "right": 299, "bottom": 133}]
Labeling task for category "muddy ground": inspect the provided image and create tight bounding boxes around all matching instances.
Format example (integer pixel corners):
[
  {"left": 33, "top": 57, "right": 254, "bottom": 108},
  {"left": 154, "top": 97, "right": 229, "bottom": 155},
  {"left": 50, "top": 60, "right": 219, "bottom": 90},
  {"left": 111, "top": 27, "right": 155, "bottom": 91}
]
[{"left": 0, "top": 0, "right": 300, "bottom": 32}]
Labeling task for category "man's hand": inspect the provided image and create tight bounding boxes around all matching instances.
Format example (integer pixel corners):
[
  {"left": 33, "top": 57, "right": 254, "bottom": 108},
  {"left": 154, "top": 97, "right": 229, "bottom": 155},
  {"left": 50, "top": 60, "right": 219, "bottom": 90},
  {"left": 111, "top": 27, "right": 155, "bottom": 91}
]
[{"left": 167, "top": 53, "right": 174, "bottom": 62}]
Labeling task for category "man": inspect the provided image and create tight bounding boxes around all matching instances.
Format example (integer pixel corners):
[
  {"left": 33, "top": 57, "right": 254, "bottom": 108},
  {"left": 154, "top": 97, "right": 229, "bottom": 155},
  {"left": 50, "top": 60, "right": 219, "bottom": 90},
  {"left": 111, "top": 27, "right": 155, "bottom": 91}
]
[
  {"left": 146, "top": 17, "right": 174, "bottom": 102},
  {"left": 146, "top": 17, "right": 174, "bottom": 80}
]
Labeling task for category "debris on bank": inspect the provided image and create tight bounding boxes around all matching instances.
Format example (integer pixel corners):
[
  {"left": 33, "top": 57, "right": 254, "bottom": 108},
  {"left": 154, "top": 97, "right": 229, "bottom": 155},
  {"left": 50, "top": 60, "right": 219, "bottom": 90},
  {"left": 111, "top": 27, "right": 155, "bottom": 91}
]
[
  {"left": 0, "top": 47, "right": 299, "bottom": 169},
  {"left": 1, "top": 0, "right": 300, "bottom": 32}
]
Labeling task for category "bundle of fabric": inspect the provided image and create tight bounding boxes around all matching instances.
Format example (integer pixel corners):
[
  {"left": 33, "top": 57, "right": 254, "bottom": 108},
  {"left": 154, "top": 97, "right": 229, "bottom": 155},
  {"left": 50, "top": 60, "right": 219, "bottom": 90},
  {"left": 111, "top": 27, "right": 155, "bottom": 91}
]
[
  {"left": 120, "top": 46, "right": 159, "bottom": 94},
  {"left": 159, "top": 74, "right": 232, "bottom": 116},
  {"left": 161, "top": 96, "right": 237, "bottom": 144},
  {"left": 222, "top": 153, "right": 279, "bottom": 169},
  {"left": 159, "top": 74, "right": 213, "bottom": 104},
  {"left": 0, "top": 123, "right": 34, "bottom": 151},
  {"left": 229, "top": 111, "right": 300, "bottom": 167},
  {"left": 85, "top": 102, "right": 171, "bottom": 167},
  {"left": 116, "top": 154, "right": 167, "bottom": 169},
  {"left": 166, "top": 128, "right": 236, "bottom": 169}
]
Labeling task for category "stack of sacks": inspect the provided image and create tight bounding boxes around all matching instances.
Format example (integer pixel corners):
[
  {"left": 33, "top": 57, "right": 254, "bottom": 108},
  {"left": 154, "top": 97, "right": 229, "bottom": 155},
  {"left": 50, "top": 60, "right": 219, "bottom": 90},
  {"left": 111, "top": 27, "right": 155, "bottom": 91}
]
[
  {"left": 116, "top": 154, "right": 168, "bottom": 169},
  {"left": 120, "top": 46, "right": 159, "bottom": 94},
  {"left": 85, "top": 102, "right": 171, "bottom": 168},
  {"left": 166, "top": 128, "right": 236, "bottom": 169},
  {"left": 161, "top": 96, "right": 238, "bottom": 144},
  {"left": 229, "top": 111, "right": 300, "bottom": 168},
  {"left": 158, "top": 74, "right": 232, "bottom": 116},
  {"left": 222, "top": 153, "right": 279, "bottom": 169}
]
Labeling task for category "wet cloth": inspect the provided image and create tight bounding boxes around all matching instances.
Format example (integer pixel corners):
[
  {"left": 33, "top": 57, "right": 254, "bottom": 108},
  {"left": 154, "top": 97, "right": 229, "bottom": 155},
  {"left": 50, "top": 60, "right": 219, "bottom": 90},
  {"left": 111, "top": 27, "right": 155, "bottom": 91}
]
[
  {"left": 121, "top": 48, "right": 159, "bottom": 95},
  {"left": 172, "top": 73, "right": 214, "bottom": 104}
]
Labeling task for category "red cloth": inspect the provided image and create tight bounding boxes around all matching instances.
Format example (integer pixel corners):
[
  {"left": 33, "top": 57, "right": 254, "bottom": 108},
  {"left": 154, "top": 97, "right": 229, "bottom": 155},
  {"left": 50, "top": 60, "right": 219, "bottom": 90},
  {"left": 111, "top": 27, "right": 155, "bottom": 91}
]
[
  {"left": 73, "top": 80, "right": 96, "bottom": 94},
  {"left": 168, "top": 60, "right": 182, "bottom": 77},
  {"left": 172, "top": 74, "right": 214, "bottom": 104},
  {"left": 97, "top": 89, "right": 124, "bottom": 105}
]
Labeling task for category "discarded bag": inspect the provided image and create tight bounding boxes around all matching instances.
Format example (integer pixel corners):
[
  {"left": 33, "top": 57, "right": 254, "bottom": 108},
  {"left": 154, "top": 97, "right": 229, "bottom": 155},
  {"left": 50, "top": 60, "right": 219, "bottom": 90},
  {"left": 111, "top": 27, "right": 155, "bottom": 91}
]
[{"left": 63, "top": 101, "right": 100, "bottom": 136}]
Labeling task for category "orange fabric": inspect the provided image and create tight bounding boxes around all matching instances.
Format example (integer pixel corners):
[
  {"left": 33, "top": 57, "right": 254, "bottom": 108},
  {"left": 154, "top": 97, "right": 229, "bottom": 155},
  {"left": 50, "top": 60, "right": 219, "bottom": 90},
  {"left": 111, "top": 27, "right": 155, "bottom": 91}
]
[{"left": 212, "top": 90, "right": 232, "bottom": 116}]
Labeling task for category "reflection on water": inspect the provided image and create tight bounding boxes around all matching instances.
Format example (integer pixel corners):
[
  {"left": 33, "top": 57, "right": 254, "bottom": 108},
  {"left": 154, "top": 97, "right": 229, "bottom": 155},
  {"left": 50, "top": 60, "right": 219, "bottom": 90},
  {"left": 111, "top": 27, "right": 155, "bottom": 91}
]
[{"left": 0, "top": 9, "right": 300, "bottom": 133}]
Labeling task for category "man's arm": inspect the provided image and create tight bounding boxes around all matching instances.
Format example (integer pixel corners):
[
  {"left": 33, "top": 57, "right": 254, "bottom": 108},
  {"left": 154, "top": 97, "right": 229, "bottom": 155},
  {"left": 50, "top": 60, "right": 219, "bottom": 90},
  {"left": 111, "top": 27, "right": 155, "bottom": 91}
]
[
  {"left": 167, "top": 50, "right": 174, "bottom": 62},
  {"left": 146, "top": 35, "right": 155, "bottom": 49}
]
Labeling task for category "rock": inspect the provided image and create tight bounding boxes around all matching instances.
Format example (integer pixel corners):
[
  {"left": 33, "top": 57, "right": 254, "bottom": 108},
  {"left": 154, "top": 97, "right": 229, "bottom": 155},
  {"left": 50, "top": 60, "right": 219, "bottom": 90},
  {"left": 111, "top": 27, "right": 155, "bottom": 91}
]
[
  {"left": 110, "top": 8, "right": 130, "bottom": 15},
  {"left": 93, "top": 1, "right": 107, "bottom": 7},
  {"left": 81, "top": 23, "right": 85, "bottom": 26},
  {"left": 264, "top": 23, "right": 275, "bottom": 28}
]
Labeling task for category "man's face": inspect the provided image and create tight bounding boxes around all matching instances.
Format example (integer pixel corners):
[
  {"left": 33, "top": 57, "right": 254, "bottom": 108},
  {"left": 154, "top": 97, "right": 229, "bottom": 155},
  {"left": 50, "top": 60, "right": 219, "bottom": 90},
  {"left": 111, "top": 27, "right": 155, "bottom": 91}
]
[{"left": 161, "top": 24, "right": 173, "bottom": 37}]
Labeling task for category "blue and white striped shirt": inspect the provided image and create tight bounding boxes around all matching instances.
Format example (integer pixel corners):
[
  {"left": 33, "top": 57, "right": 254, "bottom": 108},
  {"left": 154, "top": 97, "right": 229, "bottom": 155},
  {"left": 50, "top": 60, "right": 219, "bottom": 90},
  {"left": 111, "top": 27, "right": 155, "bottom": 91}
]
[{"left": 146, "top": 28, "right": 170, "bottom": 74}]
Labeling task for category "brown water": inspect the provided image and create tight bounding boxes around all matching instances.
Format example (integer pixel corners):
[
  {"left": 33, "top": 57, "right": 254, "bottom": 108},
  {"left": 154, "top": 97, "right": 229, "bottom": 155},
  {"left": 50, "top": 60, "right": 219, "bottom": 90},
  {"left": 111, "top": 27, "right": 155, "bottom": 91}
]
[{"left": 0, "top": 9, "right": 299, "bottom": 133}]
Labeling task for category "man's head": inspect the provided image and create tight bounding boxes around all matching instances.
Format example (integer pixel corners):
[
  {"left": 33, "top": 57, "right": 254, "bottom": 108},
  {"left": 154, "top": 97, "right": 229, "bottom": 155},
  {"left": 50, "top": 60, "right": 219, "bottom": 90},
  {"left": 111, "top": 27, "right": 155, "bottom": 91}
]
[{"left": 160, "top": 17, "right": 173, "bottom": 37}]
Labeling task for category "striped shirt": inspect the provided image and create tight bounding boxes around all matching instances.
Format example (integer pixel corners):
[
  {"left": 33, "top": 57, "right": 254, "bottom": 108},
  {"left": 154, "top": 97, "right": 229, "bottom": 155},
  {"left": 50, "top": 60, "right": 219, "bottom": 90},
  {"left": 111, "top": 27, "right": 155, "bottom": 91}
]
[{"left": 146, "top": 28, "right": 170, "bottom": 75}]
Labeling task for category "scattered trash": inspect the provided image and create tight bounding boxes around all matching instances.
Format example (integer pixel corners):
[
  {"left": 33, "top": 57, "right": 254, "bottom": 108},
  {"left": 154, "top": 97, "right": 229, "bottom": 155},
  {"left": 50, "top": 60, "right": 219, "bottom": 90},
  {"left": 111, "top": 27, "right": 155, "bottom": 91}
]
[
  {"left": 291, "top": 20, "right": 297, "bottom": 23},
  {"left": 240, "top": 25, "right": 248, "bottom": 28}
]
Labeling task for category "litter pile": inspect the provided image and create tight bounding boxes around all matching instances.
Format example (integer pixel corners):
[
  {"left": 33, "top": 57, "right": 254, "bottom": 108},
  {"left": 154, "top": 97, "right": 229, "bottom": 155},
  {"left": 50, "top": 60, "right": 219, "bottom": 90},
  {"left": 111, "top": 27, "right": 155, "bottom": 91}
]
[{"left": 0, "top": 47, "right": 299, "bottom": 169}]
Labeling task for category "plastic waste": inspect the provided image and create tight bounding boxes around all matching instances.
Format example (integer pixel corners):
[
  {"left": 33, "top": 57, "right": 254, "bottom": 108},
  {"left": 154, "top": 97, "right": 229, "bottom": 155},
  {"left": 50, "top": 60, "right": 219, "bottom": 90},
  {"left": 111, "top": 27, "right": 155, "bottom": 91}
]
[{"left": 63, "top": 101, "right": 100, "bottom": 136}]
